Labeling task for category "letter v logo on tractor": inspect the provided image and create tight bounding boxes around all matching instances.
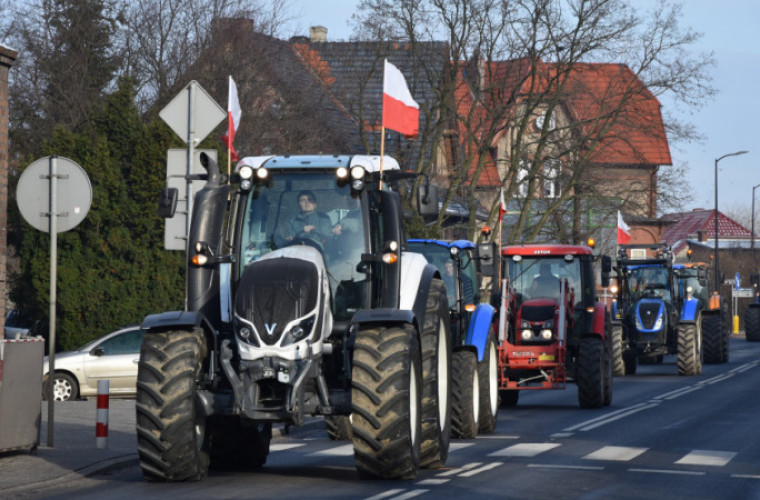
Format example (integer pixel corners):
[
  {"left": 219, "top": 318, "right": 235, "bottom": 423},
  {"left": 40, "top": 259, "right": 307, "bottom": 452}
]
[{"left": 265, "top": 323, "right": 277, "bottom": 337}]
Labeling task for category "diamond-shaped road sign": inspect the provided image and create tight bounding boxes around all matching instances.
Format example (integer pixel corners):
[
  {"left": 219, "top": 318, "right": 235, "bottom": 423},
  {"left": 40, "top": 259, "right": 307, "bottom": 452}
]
[{"left": 159, "top": 80, "right": 225, "bottom": 144}]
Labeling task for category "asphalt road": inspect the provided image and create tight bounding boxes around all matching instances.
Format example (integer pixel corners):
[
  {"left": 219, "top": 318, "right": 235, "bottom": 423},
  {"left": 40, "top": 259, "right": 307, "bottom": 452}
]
[{"left": 36, "top": 336, "right": 760, "bottom": 500}]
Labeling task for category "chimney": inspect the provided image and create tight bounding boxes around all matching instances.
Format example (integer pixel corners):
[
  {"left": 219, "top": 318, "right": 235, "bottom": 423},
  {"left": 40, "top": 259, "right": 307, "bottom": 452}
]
[{"left": 309, "top": 25, "right": 327, "bottom": 43}]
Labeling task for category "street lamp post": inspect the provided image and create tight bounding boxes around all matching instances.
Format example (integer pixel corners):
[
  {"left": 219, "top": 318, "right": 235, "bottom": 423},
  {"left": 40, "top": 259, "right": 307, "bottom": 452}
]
[
  {"left": 753, "top": 183, "right": 760, "bottom": 251},
  {"left": 714, "top": 150, "right": 749, "bottom": 289}
]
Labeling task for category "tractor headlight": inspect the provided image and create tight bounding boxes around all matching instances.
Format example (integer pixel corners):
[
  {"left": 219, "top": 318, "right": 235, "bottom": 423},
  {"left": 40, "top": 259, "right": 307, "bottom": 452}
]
[
  {"left": 282, "top": 316, "right": 316, "bottom": 346},
  {"left": 237, "top": 325, "right": 260, "bottom": 347},
  {"left": 521, "top": 329, "right": 533, "bottom": 341},
  {"left": 350, "top": 166, "right": 366, "bottom": 190},
  {"left": 256, "top": 167, "right": 269, "bottom": 180},
  {"left": 238, "top": 165, "right": 253, "bottom": 180},
  {"left": 653, "top": 315, "right": 663, "bottom": 331},
  {"left": 540, "top": 329, "right": 553, "bottom": 340}
]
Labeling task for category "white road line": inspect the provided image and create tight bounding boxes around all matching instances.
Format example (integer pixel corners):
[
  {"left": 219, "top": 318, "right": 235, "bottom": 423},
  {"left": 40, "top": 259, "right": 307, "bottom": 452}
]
[
  {"left": 436, "top": 462, "right": 483, "bottom": 477},
  {"left": 449, "top": 442, "right": 476, "bottom": 451},
  {"left": 550, "top": 432, "right": 574, "bottom": 438},
  {"left": 527, "top": 464, "right": 605, "bottom": 471},
  {"left": 629, "top": 468, "right": 705, "bottom": 476},
  {"left": 575, "top": 403, "right": 661, "bottom": 431},
  {"left": 730, "top": 361, "right": 760, "bottom": 373},
  {"left": 457, "top": 462, "right": 504, "bottom": 477},
  {"left": 473, "top": 434, "right": 521, "bottom": 439},
  {"left": 270, "top": 443, "right": 306, "bottom": 452},
  {"left": 364, "top": 489, "right": 406, "bottom": 500},
  {"left": 489, "top": 443, "right": 561, "bottom": 457},
  {"left": 388, "top": 490, "right": 429, "bottom": 500},
  {"left": 732, "top": 474, "right": 760, "bottom": 480},
  {"left": 654, "top": 386, "right": 702, "bottom": 400},
  {"left": 310, "top": 444, "right": 354, "bottom": 456},
  {"left": 583, "top": 446, "right": 648, "bottom": 462},
  {"left": 563, "top": 402, "right": 654, "bottom": 432},
  {"left": 698, "top": 373, "right": 735, "bottom": 385},
  {"left": 660, "top": 386, "right": 703, "bottom": 400},
  {"left": 416, "top": 479, "right": 451, "bottom": 485},
  {"left": 675, "top": 450, "right": 737, "bottom": 467}
]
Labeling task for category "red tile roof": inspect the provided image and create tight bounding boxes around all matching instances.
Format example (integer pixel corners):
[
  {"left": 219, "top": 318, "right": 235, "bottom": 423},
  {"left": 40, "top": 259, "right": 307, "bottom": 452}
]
[{"left": 661, "top": 209, "right": 752, "bottom": 244}]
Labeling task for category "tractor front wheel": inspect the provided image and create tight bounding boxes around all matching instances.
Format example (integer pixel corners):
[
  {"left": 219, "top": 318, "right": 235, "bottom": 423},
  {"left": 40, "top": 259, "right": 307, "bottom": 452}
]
[
  {"left": 577, "top": 337, "right": 605, "bottom": 409},
  {"left": 451, "top": 350, "right": 479, "bottom": 439}
]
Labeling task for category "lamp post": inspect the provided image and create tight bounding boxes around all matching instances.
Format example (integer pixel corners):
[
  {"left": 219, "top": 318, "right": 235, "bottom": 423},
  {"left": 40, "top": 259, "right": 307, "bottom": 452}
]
[
  {"left": 753, "top": 183, "right": 760, "bottom": 250},
  {"left": 714, "top": 150, "right": 749, "bottom": 288}
]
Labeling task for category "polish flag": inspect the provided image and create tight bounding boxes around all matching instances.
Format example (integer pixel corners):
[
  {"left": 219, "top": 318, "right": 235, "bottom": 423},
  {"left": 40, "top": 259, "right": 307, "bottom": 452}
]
[
  {"left": 617, "top": 210, "right": 631, "bottom": 244},
  {"left": 222, "top": 76, "right": 241, "bottom": 161},
  {"left": 382, "top": 59, "right": 419, "bottom": 137},
  {"left": 498, "top": 189, "right": 507, "bottom": 222}
]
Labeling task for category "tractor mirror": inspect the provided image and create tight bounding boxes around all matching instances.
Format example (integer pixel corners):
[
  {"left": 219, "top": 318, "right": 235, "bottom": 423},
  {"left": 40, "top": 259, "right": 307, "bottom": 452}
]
[
  {"left": 158, "top": 187, "right": 178, "bottom": 218},
  {"left": 417, "top": 183, "right": 439, "bottom": 217},
  {"left": 477, "top": 242, "right": 497, "bottom": 277},
  {"left": 600, "top": 255, "right": 612, "bottom": 287}
]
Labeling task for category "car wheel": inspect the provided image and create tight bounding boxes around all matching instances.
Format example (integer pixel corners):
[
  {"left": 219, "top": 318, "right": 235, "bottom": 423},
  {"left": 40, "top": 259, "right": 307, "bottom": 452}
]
[{"left": 46, "top": 373, "right": 79, "bottom": 401}]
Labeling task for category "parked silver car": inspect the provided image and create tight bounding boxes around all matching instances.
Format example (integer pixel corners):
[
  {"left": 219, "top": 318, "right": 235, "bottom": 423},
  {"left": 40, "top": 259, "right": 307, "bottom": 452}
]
[{"left": 43, "top": 326, "right": 144, "bottom": 401}]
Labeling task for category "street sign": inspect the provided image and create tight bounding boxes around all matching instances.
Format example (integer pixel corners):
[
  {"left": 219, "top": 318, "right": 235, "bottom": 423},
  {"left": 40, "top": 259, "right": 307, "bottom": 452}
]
[
  {"left": 16, "top": 156, "right": 92, "bottom": 233},
  {"left": 163, "top": 149, "right": 217, "bottom": 250},
  {"left": 159, "top": 80, "right": 225, "bottom": 144},
  {"left": 733, "top": 288, "right": 755, "bottom": 298}
]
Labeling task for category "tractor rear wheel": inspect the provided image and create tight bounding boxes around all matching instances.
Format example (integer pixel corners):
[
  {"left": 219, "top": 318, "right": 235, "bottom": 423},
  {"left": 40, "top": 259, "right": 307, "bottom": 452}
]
[
  {"left": 477, "top": 332, "right": 499, "bottom": 434},
  {"left": 451, "top": 350, "right": 479, "bottom": 439},
  {"left": 677, "top": 323, "right": 702, "bottom": 376},
  {"left": 702, "top": 314, "right": 724, "bottom": 364},
  {"left": 419, "top": 278, "right": 452, "bottom": 469},
  {"left": 611, "top": 324, "right": 625, "bottom": 377},
  {"left": 136, "top": 329, "right": 209, "bottom": 481},
  {"left": 577, "top": 337, "right": 605, "bottom": 409},
  {"left": 745, "top": 305, "right": 760, "bottom": 342},
  {"left": 351, "top": 326, "right": 422, "bottom": 479}
]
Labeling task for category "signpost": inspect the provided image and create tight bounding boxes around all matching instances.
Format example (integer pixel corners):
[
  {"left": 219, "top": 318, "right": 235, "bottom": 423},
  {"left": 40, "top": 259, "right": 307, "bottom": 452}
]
[
  {"left": 16, "top": 156, "right": 92, "bottom": 447},
  {"left": 159, "top": 81, "right": 225, "bottom": 249}
]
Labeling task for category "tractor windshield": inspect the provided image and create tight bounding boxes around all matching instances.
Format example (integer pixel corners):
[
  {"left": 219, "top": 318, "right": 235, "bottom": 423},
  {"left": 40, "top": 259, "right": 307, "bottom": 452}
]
[
  {"left": 238, "top": 172, "right": 368, "bottom": 319},
  {"left": 675, "top": 268, "right": 708, "bottom": 303},
  {"left": 627, "top": 266, "right": 672, "bottom": 301},
  {"left": 508, "top": 256, "right": 582, "bottom": 306}
]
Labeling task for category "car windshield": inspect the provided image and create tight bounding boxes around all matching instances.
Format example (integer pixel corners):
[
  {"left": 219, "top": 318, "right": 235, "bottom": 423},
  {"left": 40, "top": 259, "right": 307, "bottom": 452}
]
[
  {"left": 508, "top": 256, "right": 581, "bottom": 305},
  {"left": 239, "top": 172, "right": 368, "bottom": 319}
]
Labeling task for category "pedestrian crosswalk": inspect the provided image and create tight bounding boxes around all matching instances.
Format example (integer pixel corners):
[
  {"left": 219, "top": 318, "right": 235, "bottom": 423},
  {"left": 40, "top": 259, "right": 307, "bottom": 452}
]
[{"left": 271, "top": 440, "right": 740, "bottom": 470}]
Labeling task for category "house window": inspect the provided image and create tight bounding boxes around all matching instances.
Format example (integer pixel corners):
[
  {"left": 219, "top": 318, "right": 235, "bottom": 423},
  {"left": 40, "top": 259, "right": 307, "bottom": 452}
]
[
  {"left": 544, "top": 159, "right": 561, "bottom": 198},
  {"left": 516, "top": 161, "right": 530, "bottom": 198},
  {"left": 630, "top": 249, "right": 646, "bottom": 259}
]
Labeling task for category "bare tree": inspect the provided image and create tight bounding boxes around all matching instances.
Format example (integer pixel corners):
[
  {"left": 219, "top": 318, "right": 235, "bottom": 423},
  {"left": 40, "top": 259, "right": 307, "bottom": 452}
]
[{"left": 353, "top": 0, "right": 714, "bottom": 244}]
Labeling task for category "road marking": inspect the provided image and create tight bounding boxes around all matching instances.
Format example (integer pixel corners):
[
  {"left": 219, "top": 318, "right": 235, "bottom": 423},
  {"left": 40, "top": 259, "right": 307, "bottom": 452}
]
[
  {"left": 364, "top": 489, "right": 405, "bottom": 500},
  {"left": 449, "top": 442, "right": 476, "bottom": 451},
  {"left": 629, "top": 468, "right": 705, "bottom": 476},
  {"left": 416, "top": 479, "right": 450, "bottom": 485},
  {"left": 387, "top": 490, "right": 428, "bottom": 500},
  {"left": 583, "top": 446, "right": 648, "bottom": 462},
  {"left": 572, "top": 403, "right": 660, "bottom": 431},
  {"left": 311, "top": 444, "right": 353, "bottom": 456},
  {"left": 550, "top": 432, "right": 574, "bottom": 438},
  {"left": 675, "top": 450, "right": 736, "bottom": 467},
  {"left": 365, "top": 489, "right": 429, "bottom": 500},
  {"left": 732, "top": 474, "right": 760, "bottom": 480},
  {"left": 528, "top": 464, "right": 604, "bottom": 471},
  {"left": 698, "top": 373, "right": 735, "bottom": 385},
  {"left": 729, "top": 360, "right": 760, "bottom": 373},
  {"left": 653, "top": 386, "right": 703, "bottom": 400},
  {"left": 473, "top": 434, "right": 521, "bottom": 439},
  {"left": 270, "top": 443, "right": 306, "bottom": 452},
  {"left": 436, "top": 462, "right": 483, "bottom": 477},
  {"left": 489, "top": 443, "right": 561, "bottom": 457},
  {"left": 563, "top": 402, "right": 655, "bottom": 432},
  {"left": 457, "top": 462, "right": 503, "bottom": 477}
]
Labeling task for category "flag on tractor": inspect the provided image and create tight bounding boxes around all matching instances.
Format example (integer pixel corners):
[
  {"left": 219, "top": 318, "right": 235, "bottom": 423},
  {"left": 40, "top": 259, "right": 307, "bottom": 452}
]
[
  {"left": 222, "top": 76, "right": 241, "bottom": 161},
  {"left": 382, "top": 59, "right": 419, "bottom": 137}
]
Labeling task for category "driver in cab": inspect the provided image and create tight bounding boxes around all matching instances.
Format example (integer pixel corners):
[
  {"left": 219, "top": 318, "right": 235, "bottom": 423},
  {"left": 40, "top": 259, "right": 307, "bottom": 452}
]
[{"left": 286, "top": 190, "right": 332, "bottom": 242}]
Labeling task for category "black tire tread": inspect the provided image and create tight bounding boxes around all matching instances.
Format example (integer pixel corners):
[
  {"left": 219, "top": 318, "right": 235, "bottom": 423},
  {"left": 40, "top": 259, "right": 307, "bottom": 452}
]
[{"left": 451, "top": 350, "right": 478, "bottom": 439}]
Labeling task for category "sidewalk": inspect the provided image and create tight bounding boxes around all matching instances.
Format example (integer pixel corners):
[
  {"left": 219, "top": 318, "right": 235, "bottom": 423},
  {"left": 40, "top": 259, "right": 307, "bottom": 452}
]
[
  {"left": 0, "top": 399, "right": 324, "bottom": 497},
  {"left": 0, "top": 399, "right": 139, "bottom": 497}
]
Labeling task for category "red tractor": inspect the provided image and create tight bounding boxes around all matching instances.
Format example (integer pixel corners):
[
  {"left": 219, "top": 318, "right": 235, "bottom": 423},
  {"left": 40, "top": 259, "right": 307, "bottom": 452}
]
[{"left": 493, "top": 243, "right": 613, "bottom": 408}]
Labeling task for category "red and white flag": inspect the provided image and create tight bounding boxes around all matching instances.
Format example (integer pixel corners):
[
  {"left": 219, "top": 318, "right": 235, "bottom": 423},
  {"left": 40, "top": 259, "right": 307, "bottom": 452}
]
[
  {"left": 382, "top": 59, "right": 419, "bottom": 137},
  {"left": 617, "top": 210, "right": 631, "bottom": 244},
  {"left": 222, "top": 76, "right": 241, "bottom": 161},
  {"left": 498, "top": 189, "right": 507, "bottom": 222}
]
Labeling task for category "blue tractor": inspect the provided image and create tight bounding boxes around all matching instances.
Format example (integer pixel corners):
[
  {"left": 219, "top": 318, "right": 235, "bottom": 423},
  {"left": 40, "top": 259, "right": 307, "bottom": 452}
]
[
  {"left": 611, "top": 245, "right": 703, "bottom": 376},
  {"left": 407, "top": 239, "right": 499, "bottom": 438}
]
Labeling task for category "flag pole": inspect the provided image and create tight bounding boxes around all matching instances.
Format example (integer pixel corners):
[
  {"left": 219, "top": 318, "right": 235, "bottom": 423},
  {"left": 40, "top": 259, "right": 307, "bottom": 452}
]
[{"left": 379, "top": 125, "right": 386, "bottom": 190}]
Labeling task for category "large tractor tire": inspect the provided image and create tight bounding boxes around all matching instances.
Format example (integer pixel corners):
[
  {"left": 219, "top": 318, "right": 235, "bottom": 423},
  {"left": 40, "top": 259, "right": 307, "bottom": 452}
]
[
  {"left": 325, "top": 415, "right": 352, "bottom": 441},
  {"left": 136, "top": 329, "right": 209, "bottom": 482},
  {"left": 611, "top": 324, "right": 625, "bottom": 377},
  {"left": 702, "top": 314, "right": 724, "bottom": 364},
  {"left": 207, "top": 417, "right": 271, "bottom": 470},
  {"left": 677, "top": 323, "right": 702, "bottom": 376},
  {"left": 351, "top": 325, "right": 422, "bottom": 480},
  {"left": 602, "top": 328, "right": 613, "bottom": 407},
  {"left": 577, "top": 337, "right": 605, "bottom": 409},
  {"left": 450, "top": 350, "right": 479, "bottom": 439},
  {"left": 419, "top": 278, "right": 452, "bottom": 469},
  {"left": 477, "top": 331, "right": 499, "bottom": 434},
  {"left": 745, "top": 305, "right": 760, "bottom": 342}
]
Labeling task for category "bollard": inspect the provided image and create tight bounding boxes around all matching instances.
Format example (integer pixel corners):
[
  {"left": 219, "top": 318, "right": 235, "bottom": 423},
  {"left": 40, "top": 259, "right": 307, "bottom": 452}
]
[
  {"left": 733, "top": 315, "right": 740, "bottom": 334},
  {"left": 95, "top": 379, "right": 109, "bottom": 449}
]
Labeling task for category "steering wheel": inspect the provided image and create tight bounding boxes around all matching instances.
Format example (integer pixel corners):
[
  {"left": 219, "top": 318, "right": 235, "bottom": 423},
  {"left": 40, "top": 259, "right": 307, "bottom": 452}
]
[{"left": 286, "top": 235, "right": 326, "bottom": 258}]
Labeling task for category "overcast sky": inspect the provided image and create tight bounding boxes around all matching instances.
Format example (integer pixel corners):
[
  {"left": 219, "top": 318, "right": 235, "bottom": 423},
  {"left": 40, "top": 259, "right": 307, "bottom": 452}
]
[{"left": 286, "top": 0, "right": 760, "bottom": 216}]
